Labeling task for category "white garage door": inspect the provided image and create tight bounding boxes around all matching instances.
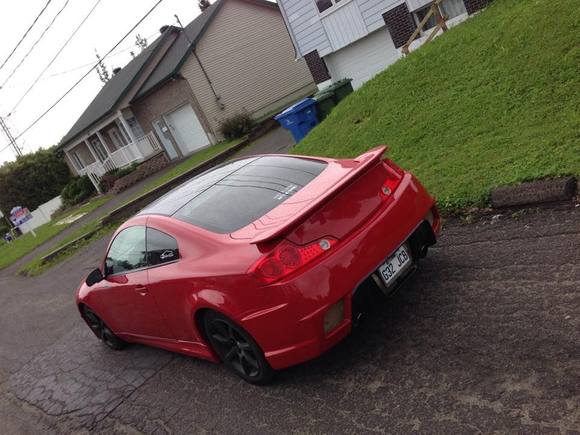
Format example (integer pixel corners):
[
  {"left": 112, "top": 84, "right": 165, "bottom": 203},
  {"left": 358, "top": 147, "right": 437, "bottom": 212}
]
[
  {"left": 325, "top": 28, "right": 401, "bottom": 90},
  {"left": 164, "top": 104, "right": 210, "bottom": 156}
]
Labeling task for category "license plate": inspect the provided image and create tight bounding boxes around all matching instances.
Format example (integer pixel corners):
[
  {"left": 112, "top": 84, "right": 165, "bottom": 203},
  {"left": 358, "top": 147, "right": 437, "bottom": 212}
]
[{"left": 378, "top": 245, "right": 411, "bottom": 287}]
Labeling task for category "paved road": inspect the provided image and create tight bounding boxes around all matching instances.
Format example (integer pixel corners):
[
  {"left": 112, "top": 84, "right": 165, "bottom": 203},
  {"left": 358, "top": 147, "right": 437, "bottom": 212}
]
[{"left": 0, "top": 202, "right": 578, "bottom": 434}]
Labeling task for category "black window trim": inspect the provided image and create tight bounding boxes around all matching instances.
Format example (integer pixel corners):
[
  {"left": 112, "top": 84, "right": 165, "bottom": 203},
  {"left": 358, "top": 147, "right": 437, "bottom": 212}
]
[
  {"left": 104, "top": 225, "right": 180, "bottom": 277},
  {"left": 145, "top": 226, "right": 180, "bottom": 270}
]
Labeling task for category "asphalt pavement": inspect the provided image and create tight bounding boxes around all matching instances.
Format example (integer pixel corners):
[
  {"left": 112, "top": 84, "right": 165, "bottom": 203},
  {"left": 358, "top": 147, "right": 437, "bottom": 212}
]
[{"left": 0, "top": 202, "right": 578, "bottom": 434}]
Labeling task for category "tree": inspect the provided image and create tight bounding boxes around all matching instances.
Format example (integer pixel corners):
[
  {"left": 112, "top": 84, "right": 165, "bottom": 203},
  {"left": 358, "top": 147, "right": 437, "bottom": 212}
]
[
  {"left": 95, "top": 50, "right": 110, "bottom": 84},
  {"left": 199, "top": 0, "right": 211, "bottom": 12},
  {"left": 135, "top": 34, "right": 148, "bottom": 52},
  {"left": 0, "top": 147, "right": 72, "bottom": 217}
]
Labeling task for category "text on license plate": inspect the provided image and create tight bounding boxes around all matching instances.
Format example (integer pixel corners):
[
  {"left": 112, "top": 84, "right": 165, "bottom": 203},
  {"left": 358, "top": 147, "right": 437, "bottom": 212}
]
[{"left": 378, "top": 245, "right": 411, "bottom": 286}]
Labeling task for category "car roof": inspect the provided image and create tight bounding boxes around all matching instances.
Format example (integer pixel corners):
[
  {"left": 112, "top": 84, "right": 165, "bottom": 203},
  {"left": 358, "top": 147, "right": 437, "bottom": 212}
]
[{"left": 138, "top": 155, "right": 324, "bottom": 219}]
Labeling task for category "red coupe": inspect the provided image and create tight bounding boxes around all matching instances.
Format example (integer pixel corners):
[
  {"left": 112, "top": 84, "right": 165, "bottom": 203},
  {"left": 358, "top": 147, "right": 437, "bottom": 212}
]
[{"left": 77, "top": 147, "right": 440, "bottom": 384}]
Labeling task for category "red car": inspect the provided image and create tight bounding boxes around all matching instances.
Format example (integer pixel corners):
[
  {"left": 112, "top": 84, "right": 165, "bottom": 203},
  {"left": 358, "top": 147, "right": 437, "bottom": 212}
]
[{"left": 77, "top": 147, "right": 440, "bottom": 384}]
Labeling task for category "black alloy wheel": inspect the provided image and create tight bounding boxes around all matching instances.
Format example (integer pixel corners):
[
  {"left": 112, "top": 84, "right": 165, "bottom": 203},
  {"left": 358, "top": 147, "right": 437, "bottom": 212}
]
[
  {"left": 82, "top": 307, "right": 128, "bottom": 351},
  {"left": 204, "top": 311, "right": 274, "bottom": 385}
]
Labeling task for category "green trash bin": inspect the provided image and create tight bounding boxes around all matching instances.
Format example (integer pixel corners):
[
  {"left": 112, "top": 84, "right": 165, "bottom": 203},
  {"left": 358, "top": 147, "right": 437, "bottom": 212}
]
[
  {"left": 313, "top": 90, "right": 336, "bottom": 121},
  {"left": 330, "top": 78, "right": 354, "bottom": 102}
]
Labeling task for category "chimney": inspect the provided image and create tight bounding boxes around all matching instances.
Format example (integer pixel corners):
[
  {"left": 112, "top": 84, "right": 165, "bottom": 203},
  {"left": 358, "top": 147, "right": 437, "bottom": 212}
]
[
  {"left": 160, "top": 25, "right": 170, "bottom": 34},
  {"left": 113, "top": 67, "right": 122, "bottom": 75}
]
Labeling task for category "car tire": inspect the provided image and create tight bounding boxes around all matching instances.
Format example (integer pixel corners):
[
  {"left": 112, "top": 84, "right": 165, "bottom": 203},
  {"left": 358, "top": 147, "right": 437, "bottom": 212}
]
[
  {"left": 204, "top": 311, "right": 274, "bottom": 385},
  {"left": 82, "top": 306, "right": 128, "bottom": 351}
]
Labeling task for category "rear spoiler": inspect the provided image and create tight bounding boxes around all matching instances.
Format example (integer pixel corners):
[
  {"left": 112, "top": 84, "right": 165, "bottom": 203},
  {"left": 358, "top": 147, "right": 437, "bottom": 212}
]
[{"left": 248, "top": 146, "right": 388, "bottom": 244}]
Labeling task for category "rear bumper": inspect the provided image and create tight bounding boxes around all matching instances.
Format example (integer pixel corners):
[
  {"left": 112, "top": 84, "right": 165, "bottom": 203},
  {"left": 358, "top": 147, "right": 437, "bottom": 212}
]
[{"left": 239, "top": 173, "right": 439, "bottom": 370}]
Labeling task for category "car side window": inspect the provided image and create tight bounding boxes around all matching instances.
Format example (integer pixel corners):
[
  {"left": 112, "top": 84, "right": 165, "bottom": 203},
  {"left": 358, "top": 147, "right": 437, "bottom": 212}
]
[
  {"left": 105, "top": 226, "right": 147, "bottom": 276},
  {"left": 147, "top": 227, "right": 179, "bottom": 266}
]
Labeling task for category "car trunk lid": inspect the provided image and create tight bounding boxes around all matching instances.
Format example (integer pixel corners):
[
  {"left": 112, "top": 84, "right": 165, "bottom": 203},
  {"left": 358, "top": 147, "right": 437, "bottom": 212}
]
[{"left": 230, "top": 146, "right": 390, "bottom": 244}]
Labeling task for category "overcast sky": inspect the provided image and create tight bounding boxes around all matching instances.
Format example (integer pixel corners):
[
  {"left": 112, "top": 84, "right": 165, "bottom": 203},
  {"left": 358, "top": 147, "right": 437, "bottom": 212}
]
[{"left": 0, "top": 0, "right": 202, "bottom": 164}]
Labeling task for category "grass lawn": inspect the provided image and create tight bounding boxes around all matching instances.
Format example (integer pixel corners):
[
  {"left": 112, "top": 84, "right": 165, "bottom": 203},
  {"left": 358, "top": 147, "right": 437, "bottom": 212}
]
[
  {"left": 292, "top": 0, "right": 580, "bottom": 211},
  {"left": 19, "top": 221, "right": 117, "bottom": 277},
  {"left": 19, "top": 139, "right": 245, "bottom": 276},
  {"left": 0, "top": 195, "right": 110, "bottom": 270}
]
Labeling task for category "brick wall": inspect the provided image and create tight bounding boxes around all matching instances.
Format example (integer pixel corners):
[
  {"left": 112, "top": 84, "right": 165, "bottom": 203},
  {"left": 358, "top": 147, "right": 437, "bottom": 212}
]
[
  {"left": 463, "top": 0, "right": 493, "bottom": 15},
  {"left": 131, "top": 77, "right": 215, "bottom": 150},
  {"left": 382, "top": 4, "right": 417, "bottom": 49},
  {"left": 304, "top": 51, "right": 331, "bottom": 84},
  {"left": 111, "top": 152, "right": 170, "bottom": 194}
]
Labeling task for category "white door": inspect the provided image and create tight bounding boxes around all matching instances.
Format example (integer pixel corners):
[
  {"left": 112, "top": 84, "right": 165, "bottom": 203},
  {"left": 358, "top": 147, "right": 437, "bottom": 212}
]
[
  {"left": 153, "top": 120, "right": 179, "bottom": 160},
  {"left": 164, "top": 104, "right": 209, "bottom": 156},
  {"left": 325, "top": 28, "right": 401, "bottom": 90}
]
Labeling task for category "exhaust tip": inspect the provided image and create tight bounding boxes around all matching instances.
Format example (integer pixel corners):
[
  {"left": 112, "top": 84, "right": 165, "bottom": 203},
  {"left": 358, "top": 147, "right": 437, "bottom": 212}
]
[{"left": 354, "top": 312, "right": 365, "bottom": 327}]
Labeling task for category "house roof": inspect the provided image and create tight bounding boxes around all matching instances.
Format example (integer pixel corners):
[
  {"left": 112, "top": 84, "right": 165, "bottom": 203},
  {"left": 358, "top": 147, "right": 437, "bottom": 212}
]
[
  {"left": 58, "top": 35, "right": 167, "bottom": 148},
  {"left": 132, "top": 0, "right": 224, "bottom": 101},
  {"left": 58, "top": 0, "right": 278, "bottom": 150}
]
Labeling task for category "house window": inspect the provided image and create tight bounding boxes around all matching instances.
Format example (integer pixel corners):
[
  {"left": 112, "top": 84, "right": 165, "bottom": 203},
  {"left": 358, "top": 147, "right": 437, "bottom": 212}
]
[
  {"left": 70, "top": 151, "right": 84, "bottom": 170},
  {"left": 89, "top": 137, "right": 109, "bottom": 163},
  {"left": 315, "top": 0, "right": 342, "bottom": 14},
  {"left": 107, "top": 126, "right": 128, "bottom": 149},
  {"left": 126, "top": 116, "right": 145, "bottom": 139},
  {"left": 414, "top": 0, "right": 466, "bottom": 31}
]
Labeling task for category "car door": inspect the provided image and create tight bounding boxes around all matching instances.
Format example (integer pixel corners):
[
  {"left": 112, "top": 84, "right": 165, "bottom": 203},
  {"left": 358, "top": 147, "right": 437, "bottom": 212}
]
[
  {"left": 100, "top": 225, "right": 173, "bottom": 339},
  {"left": 144, "top": 226, "right": 193, "bottom": 341}
]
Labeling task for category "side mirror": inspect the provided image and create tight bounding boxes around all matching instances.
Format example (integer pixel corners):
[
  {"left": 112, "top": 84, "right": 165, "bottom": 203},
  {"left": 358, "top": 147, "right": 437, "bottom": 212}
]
[{"left": 86, "top": 268, "right": 104, "bottom": 287}]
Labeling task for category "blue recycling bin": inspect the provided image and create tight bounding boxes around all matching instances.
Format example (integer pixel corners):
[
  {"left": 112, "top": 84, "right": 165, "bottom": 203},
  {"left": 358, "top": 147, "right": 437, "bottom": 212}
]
[{"left": 274, "top": 98, "right": 319, "bottom": 143}]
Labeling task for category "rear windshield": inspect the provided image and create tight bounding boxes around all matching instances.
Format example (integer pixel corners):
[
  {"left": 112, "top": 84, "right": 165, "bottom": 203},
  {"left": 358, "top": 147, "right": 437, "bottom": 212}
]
[{"left": 173, "top": 156, "right": 327, "bottom": 233}]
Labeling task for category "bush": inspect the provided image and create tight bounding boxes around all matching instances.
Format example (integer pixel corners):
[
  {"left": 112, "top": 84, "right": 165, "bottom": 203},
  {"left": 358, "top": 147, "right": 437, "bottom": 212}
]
[
  {"left": 219, "top": 111, "right": 253, "bottom": 140},
  {"left": 98, "top": 163, "right": 140, "bottom": 193},
  {"left": 61, "top": 176, "right": 96, "bottom": 206}
]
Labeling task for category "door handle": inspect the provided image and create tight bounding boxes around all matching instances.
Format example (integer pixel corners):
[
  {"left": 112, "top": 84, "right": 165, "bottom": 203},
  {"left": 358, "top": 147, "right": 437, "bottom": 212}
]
[{"left": 135, "top": 285, "right": 148, "bottom": 295}]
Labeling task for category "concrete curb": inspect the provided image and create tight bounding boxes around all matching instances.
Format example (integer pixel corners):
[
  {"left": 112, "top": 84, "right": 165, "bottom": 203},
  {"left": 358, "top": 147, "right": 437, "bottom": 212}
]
[
  {"left": 39, "top": 227, "right": 102, "bottom": 265},
  {"left": 491, "top": 176, "right": 577, "bottom": 209}
]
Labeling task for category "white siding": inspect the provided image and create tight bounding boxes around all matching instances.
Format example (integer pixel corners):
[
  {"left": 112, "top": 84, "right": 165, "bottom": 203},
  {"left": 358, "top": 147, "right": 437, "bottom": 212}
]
[
  {"left": 406, "top": 0, "right": 432, "bottom": 11},
  {"left": 357, "top": 0, "right": 404, "bottom": 32},
  {"left": 325, "top": 28, "right": 400, "bottom": 89},
  {"left": 280, "top": 0, "right": 469, "bottom": 59},
  {"left": 280, "top": 0, "right": 332, "bottom": 56},
  {"left": 280, "top": 0, "right": 408, "bottom": 55},
  {"left": 321, "top": 1, "right": 368, "bottom": 51}
]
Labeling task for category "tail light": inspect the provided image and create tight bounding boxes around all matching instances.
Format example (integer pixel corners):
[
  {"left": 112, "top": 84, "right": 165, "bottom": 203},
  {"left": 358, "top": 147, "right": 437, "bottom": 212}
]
[
  {"left": 250, "top": 237, "right": 338, "bottom": 285},
  {"left": 381, "top": 159, "right": 404, "bottom": 197}
]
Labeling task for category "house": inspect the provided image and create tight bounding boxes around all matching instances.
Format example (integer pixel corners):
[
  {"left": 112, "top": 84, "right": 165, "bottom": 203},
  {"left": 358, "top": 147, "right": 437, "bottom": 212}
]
[
  {"left": 57, "top": 0, "right": 315, "bottom": 191},
  {"left": 277, "top": 0, "right": 493, "bottom": 90}
]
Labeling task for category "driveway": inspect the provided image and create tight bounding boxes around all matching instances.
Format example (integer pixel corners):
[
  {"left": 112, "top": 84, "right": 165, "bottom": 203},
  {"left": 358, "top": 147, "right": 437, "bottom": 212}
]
[{"left": 0, "top": 202, "right": 578, "bottom": 434}]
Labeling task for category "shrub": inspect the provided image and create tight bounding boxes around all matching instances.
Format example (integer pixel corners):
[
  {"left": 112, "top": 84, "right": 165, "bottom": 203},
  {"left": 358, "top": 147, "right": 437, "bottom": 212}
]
[
  {"left": 219, "top": 111, "right": 253, "bottom": 140},
  {"left": 98, "top": 162, "right": 140, "bottom": 193},
  {"left": 61, "top": 176, "right": 96, "bottom": 206}
]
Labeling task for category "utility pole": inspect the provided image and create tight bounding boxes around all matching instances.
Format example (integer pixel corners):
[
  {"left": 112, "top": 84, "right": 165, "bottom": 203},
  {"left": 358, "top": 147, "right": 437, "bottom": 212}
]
[{"left": 0, "top": 116, "right": 22, "bottom": 157}]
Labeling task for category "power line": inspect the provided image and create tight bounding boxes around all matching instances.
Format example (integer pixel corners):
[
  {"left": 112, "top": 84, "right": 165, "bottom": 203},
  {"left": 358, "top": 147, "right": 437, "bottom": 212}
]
[
  {"left": 0, "top": 0, "right": 54, "bottom": 74},
  {"left": 7, "top": 0, "right": 102, "bottom": 115},
  {"left": 0, "top": 0, "right": 72, "bottom": 89},
  {"left": 2, "top": 30, "right": 159, "bottom": 92},
  {"left": 14, "top": 0, "right": 166, "bottom": 141},
  {"left": 0, "top": 117, "right": 22, "bottom": 157}
]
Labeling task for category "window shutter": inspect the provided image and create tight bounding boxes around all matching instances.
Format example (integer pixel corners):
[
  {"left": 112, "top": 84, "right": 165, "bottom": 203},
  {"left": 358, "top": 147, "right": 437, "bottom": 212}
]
[
  {"left": 304, "top": 51, "right": 331, "bottom": 84},
  {"left": 382, "top": 4, "right": 417, "bottom": 49},
  {"left": 462, "top": 0, "right": 493, "bottom": 15}
]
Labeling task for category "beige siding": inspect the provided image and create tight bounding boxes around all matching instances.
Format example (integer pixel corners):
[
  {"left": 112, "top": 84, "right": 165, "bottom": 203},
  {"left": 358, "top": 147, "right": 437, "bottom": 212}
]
[{"left": 180, "top": 0, "right": 316, "bottom": 138}]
